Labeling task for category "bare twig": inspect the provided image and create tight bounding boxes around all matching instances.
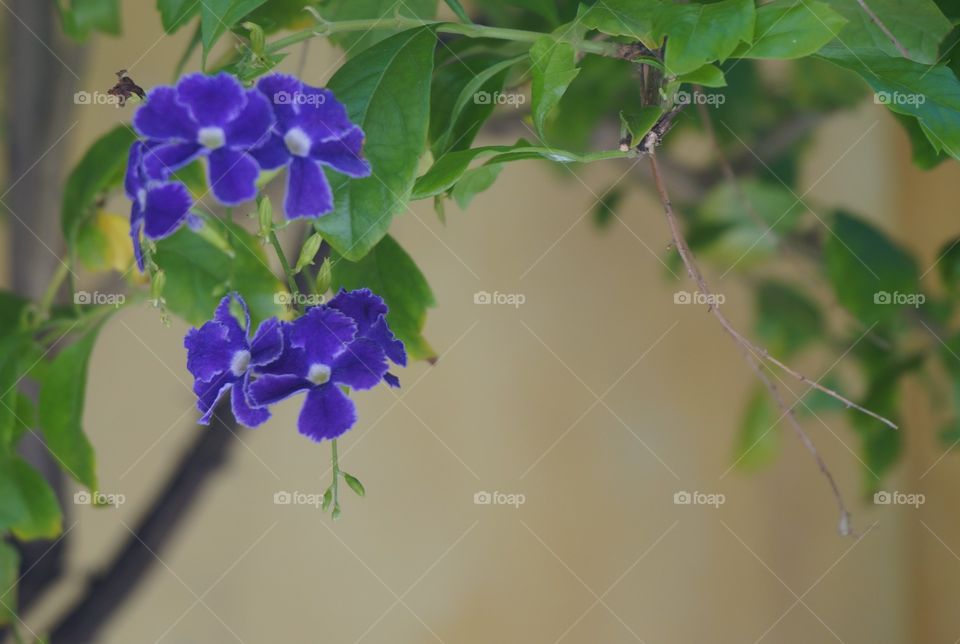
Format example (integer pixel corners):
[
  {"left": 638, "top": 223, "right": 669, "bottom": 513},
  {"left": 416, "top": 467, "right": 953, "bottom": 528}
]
[
  {"left": 854, "top": 0, "right": 912, "bottom": 60},
  {"left": 646, "top": 150, "right": 895, "bottom": 533}
]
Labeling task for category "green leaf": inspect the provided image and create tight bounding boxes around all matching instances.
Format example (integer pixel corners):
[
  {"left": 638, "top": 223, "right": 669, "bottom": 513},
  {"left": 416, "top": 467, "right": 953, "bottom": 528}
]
[
  {"left": 8, "top": 458, "right": 62, "bottom": 541},
  {"left": 0, "top": 541, "right": 19, "bottom": 626},
  {"left": 823, "top": 211, "right": 919, "bottom": 326},
  {"left": 58, "top": 0, "right": 121, "bottom": 41},
  {"left": 578, "top": 0, "right": 659, "bottom": 45},
  {"left": 443, "top": 0, "right": 471, "bottom": 23},
  {"left": 937, "top": 235, "right": 960, "bottom": 292},
  {"left": 200, "top": 0, "right": 269, "bottom": 61},
  {"left": 62, "top": 125, "right": 138, "bottom": 248},
  {"left": 732, "top": 0, "right": 847, "bottom": 60},
  {"left": 755, "top": 281, "right": 824, "bottom": 358},
  {"left": 412, "top": 142, "right": 628, "bottom": 200},
  {"left": 893, "top": 111, "right": 947, "bottom": 169},
  {"left": 451, "top": 164, "right": 504, "bottom": 209},
  {"left": 155, "top": 224, "right": 283, "bottom": 327},
  {"left": 343, "top": 472, "right": 366, "bottom": 497},
  {"left": 0, "top": 335, "right": 33, "bottom": 451},
  {"left": 530, "top": 36, "right": 580, "bottom": 138},
  {"left": 157, "top": 0, "right": 200, "bottom": 33},
  {"left": 676, "top": 64, "right": 726, "bottom": 88},
  {"left": 734, "top": 388, "right": 780, "bottom": 470},
  {"left": 822, "top": 0, "right": 951, "bottom": 64},
  {"left": 657, "top": 0, "right": 755, "bottom": 76},
  {"left": 0, "top": 292, "right": 28, "bottom": 336},
  {"left": 619, "top": 107, "right": 663, "bottom": 147},
  {"left": 38, "top": 325, "right": 105, "bottom": 491},
  {"left": 330, "top": 235, "right": 436, "bottom": 361},
  {"left": 315, "top": 28, "right": 437, "bottom": 260},
  {"left": 320, "top": 0, "right": 437, "bottom": 55}
]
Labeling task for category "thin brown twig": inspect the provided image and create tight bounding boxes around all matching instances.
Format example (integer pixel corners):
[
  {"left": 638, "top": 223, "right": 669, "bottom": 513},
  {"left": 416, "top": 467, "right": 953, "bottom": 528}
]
[
  {"left": 646, "top": 150, "right": 895, "bottom": 533},
  {"left": 854, "top": 0, "right": 912, "bottom": 60}
]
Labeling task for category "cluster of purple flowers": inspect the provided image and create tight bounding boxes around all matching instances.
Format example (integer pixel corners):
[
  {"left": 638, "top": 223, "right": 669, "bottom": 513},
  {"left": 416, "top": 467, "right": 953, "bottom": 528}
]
[
  {"left": 185, "top": 289, "right": 405, "bottom": 442},
  {"left": 125, "top": 72, "right": 371, "bottom": 270}
]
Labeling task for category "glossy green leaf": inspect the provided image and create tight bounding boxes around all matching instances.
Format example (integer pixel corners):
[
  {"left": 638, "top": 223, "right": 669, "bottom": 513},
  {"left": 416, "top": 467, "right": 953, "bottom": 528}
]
[
  {"left": 9, "top": 459, "right": 62, "bottom": 541},
  {"left": 734, "top": 387, "right": 780, "bottom": 470},
  {"left": 330, "top": 235, "right": 436, "bottom": 361},
  {"left": 658, "top": 0, "right": 755, "bottom": 76},
  {"left": 0, "top": 335, "right": 32, "bottom": 452},
  {"left": 578, "top": 0, "right": 659, "bottom": 45},
  {"left": 619, "top": 107, "right": 663, "bottom": 147},
  {"left": 38, "top": 324, "right": 106, "bottom": 491},
  {"left": 320, "top": 0, "right": 437, "bottom": 54},
  {"left": 157, "top": 0, "right": 200, "bottom": 33},
  {"left": 755, "top": 281, "right": 824, "bottom": 358},
  {"left": 823, "top": 211, "right": 919, "bottom": 326},
  {"left": 530, "top": 36, "right": 580, "bottom": 138},
  {"left": 451, "top": 164, "right": 504, "bottom": 209},
  {"left": 676, "top": 64, "right": 726, "bottom": 87},
  {"left": 732, "top": 0, "right": 847, "bottom": 60},
  {"left": 894, "top": 112, "right": 948, "bottom": 169},
  {"left": 822, "top": 0, "right": 951, "bottom": 64},
  {"left": 316, "top": 28, "right": 437, "bottom": 260},
  {"left": 62, "top": 125, "right": 137, "bottom": 247}
]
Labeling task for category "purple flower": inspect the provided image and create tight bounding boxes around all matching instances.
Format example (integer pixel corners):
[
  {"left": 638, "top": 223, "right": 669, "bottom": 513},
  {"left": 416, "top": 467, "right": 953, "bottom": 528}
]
[
  {"left": 184, "top": 293, "right": 284, "bottom": 428},
  {"left": 328, "top": 288, "right": 406, "bottom": 387},
  {"left": 249, "top": 306, "right": 388, "bottom": 442},
  {"left": 132, "top": 72, "right": 274, "bottom": 206},
  {"left": 125, "top": 140, "right": 193, "bottom": 272},
  {"left": 250, "top": 74, "right": 371, "bottom": 219}
]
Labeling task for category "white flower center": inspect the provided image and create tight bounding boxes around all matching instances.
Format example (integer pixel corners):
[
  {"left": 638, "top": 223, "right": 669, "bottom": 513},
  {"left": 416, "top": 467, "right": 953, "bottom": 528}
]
[
  {"left": 198, "top": 126, "right": 226, "bottom": 150},
  {"left": 284, "top": 127, "right": 312, "bottom": 157},
  {"left": 230, "top": 350, "right": 251, "bottom": 376},
  {"left": 307, "top": 363, "right": 331, "bottom": 385},
  {"left": 136, "top": 188, "right": 147, "bottom": 209}
]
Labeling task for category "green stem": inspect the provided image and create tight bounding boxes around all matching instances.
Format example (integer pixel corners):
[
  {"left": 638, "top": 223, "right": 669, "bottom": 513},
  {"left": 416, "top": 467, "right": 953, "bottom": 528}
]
[
  {"left": 268, "top": 229, "right": 301, "bottom": 304},
  {"left": 37, "top": 260, "right": 71, "bottom": 322},
  {"left": 330, "top": 439, "right": 341, "bottom": 518},
  {"left": 265, "top": 17, "right": 622, "bottom": 58}
]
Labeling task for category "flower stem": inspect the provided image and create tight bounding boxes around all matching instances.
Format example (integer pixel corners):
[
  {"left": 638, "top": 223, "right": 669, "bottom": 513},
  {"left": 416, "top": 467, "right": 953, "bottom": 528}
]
[
  {"left": 267, "top": 229, "right": 301, "bottom": 306},
  {"left": 265, "top": 17, "right": 622, "bottom": 58},
  {"left": 37, "top": 260, "right": 71, "bottom": 322},
  {"left": 330, "top": 439, "right": 341, "bottom": 519}
]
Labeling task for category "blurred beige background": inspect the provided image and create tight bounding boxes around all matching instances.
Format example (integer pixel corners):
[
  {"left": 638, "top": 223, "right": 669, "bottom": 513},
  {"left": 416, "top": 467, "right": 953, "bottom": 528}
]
[{"left": 4, "top": 2, "right": 960, "bottom": 642}]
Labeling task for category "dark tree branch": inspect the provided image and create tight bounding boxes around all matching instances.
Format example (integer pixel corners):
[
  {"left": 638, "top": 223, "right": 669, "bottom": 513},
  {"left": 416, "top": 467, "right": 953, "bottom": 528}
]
[{"left": 47, "top": 405, "right": 240, "bottom": 642}]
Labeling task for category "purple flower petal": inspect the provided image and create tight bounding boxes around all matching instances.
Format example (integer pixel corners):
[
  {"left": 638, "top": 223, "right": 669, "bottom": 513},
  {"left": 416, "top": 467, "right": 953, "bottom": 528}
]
[
  {"left": 176, "top": 72, "right": 245, "bottom": 126},
  {"left": 185, "top": 323, "right": 242, "bottom": 383},
  {"left": 328, "top": 289, "right": 387, "bottom": 335},
  {"left": 295, "top": 87, "right": 356, "bottom": 140},
  {"left": 231, "top": 375, "right": 270, "bottom": 427},
  {"left": 212, "top": 294, "right": 249, "bottom": 347},
  {"left": 142, "top": 141, "right": 203, "bottom": 180},
  {"left": 125, "top": 141, "right": 146, "bottom": 199},
  {"left": 284, "top": 157, "right": 333, "bottom": 219},
  {"left": 297, "top": 384, "right": 357, "bottom": 442},
  {"left": 195, "top": 377, "right": 234, "bottom": 424},
  {"left": 256, "top": 74, "right": 302, "bottom": 128},
  {"left": 288, "top": 306, "right": 357, "bottom": 364},
  {"left": 225, "top": 90, "right": 274, "bottom": 148},
  {"left": 384, "top": 372, "right": 401, "bottom": 388},
  {"left": 331, "top": 339, "right": 387, "bottom": 391},
  {"left": 248, "top": 373, "right": 311, "bottom": 407},
  {"left": 249, "top": 133, "right": 289, "bottom": 171},
  {"left": 142, "top": 182, "right": 192, "bottom": 240},
  {"left": 250, "top": 317, "right": 284, "bottom": 366},
  {"left": 369, "top": 317, "right": 407, "bottom": 366},
  {"left": 129, "top": 200, "right": 146, "bottom": 271},
  {"left": 133, "top": 86, "right": 197, "bottom": 140},
  {"left": 207, "top": 148, "right": 259, "bottom": 205},
  {"left": 311, "top": 126, "right": 371, "bottom": 178}
]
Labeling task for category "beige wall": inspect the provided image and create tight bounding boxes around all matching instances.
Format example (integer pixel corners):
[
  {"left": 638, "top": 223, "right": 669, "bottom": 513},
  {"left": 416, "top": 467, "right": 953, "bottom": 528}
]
[{"left": 7, "top": 2, "right": 960, "bottom": 642}]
